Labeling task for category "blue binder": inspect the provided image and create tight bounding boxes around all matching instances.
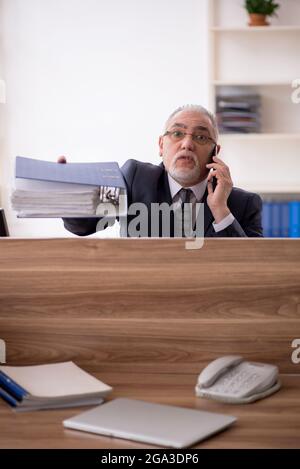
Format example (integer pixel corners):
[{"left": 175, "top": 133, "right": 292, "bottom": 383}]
[
  {"left": 280, "top": 202, "right": 290, "bottom": 238},
  {"left": 289, "top": 201, "right": 300, "bottom": 238},
  {"left": 262, "top": 202, "right": 272, "bottom": 237},
  {"left": 271, "top": 202, "right": 281, "bottom": 238},
  {"left": 15, "top": 156, "right": 126, "bottom": 189}
]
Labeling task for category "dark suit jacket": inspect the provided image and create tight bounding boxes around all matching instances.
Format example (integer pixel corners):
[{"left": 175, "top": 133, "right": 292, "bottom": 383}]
[{"left": 63, "top": 159, "right": 263, "bottom": 237}]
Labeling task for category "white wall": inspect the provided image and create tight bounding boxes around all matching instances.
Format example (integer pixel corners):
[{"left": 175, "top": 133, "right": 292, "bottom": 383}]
[{"left": 0, "top": 0, "right": 209, "bottom": 237}]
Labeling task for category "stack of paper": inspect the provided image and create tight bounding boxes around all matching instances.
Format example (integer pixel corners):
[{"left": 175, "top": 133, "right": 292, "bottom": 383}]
[
  {"left": 11, "top": 156, "right": 127, "bottom": 218},
  {"left": 0, "top": 361, "right": 113, "bottom": 411},
  {"left": 216, "top": 93, "right": 261, "bottom": 134},
  {"left": 11, "top": 188, "right": 101, "bottom": 217}
]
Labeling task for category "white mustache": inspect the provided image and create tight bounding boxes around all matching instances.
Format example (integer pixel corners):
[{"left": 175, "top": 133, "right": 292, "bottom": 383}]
[{"left": 173, "top": 152, "right": 198, "bottom": 166}]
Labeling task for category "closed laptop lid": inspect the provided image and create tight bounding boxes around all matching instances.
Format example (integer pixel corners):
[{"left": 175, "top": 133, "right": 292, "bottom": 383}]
[{"left": 63, "top": 398, "right": 236, "bottom": 448}]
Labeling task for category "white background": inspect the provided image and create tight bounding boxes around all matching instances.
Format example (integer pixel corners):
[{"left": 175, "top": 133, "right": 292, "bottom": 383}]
[{"left": 0, "top": 0, "right": 210, "bottom": 237}]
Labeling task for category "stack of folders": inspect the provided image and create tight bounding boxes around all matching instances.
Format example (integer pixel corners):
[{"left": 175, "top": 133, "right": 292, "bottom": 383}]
[
  {"left": 216, "top": 93, "right": 261, "bottom": 134},
  {"left": 11, "top": 156, "right": 127, "bottom": 218},
  {"left": 0, "top": 361, "right": 112, "bottom": 411}
]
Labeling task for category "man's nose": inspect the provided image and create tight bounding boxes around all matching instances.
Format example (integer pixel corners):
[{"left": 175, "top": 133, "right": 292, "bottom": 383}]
[{"left": 180, "top": 134, "right": 195, "bottom": 151}]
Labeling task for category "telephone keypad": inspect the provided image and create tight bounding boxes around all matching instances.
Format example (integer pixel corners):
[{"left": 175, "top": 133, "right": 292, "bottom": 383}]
[{"left": 207, "top": 363, "right": 272, "bottom": 398}]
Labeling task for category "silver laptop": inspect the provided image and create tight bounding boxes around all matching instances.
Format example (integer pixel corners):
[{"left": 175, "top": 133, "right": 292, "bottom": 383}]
[{"left": 63, "top": 398, "right": 236, "bottom": 448}]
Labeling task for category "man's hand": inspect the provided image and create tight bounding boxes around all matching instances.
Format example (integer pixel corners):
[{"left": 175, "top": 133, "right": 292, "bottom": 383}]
[
  {"left": 206, "top": 155, "right": 233, "bottom": 223},
  {"left": 57, "top": 156, "right": 67, "bottom": 164}
]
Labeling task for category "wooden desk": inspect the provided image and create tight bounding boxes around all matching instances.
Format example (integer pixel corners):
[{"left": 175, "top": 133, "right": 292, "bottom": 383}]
[
  {"left": 0, "top": 372, "right": 299, "bottom": 449},
  {"left": 0, "top": 238, "right": 300, "bottom": 448}
]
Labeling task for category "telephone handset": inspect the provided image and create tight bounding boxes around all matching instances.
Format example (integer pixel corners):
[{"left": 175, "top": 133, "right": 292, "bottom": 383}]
[
  {"left": 195, "top": 355, "right": 281, "bottom": 404},
  {"left": 209, "top": 144, "right": 217, "bottom": 162},
  {"left": 209, "top": 144, "right": 217, "bottom": 189}
]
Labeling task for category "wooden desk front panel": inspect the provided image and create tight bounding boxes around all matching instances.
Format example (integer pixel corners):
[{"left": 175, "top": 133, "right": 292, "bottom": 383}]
[{"left": 0, "top": 239, "right": 299, "bottom": 374}]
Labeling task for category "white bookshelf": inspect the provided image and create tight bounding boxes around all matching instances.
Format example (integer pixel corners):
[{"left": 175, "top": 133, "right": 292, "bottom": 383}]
[
  {"left": 213, "top": 81, "right": 291, "bottom": 86},
  {"left": 211, "top": 26, "right": 300, "bottom": 32},
  {"left": 243, "top": 186, "right": 300, "bottom": 195},
  {"left": 0, "top": 80, "right": 6, "bottom": 104},
  {"left": 208, "top": 0, "right": 300, "bottom": 197},
  {"left": 220, "top": 133, "right": 300, "bottom": 142}
]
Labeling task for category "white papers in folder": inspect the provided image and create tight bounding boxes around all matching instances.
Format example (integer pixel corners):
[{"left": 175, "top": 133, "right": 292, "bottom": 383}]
[
  {"left": 12, "top": 179, "right": 103, "bottom": 217},
  {"left": 11, "top": 157, "right": 127, "bottom": 218},
  {"left": 0, "top": 361, "right": 113, "bottom": 411}
]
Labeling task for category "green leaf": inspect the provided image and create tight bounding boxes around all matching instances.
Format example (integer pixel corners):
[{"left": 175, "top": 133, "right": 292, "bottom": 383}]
[{"left": 244, "top": 0, "right": 280, "bottom": 17}]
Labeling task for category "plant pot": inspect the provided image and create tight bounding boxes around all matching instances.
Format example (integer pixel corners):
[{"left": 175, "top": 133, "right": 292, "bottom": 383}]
[{"left": 248, "top": 13, "right": 269, "bottom": 26}]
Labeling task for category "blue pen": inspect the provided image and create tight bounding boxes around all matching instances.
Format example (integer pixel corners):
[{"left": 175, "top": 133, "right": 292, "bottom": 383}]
[
  {"left": 0, "top": 371, "right": 28, "bottom": 401},
  {"left": 0, "top": 386, "right": 18, "bottom": 407}
]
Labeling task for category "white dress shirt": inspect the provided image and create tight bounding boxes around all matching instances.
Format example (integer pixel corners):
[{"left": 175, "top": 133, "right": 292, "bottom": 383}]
[{"left": 167, "top": 173, "right": 234, "bottom": 233}]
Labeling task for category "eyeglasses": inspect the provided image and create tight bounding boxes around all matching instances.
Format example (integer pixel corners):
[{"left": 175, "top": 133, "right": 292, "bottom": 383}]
[{"left": 163, "top": 130, "right": 216, "bottom": 146}]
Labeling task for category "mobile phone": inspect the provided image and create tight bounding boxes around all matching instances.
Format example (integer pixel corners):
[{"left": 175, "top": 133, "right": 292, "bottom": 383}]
[{"left": 209, "top": 144, "right": 217, "bottom": 188}]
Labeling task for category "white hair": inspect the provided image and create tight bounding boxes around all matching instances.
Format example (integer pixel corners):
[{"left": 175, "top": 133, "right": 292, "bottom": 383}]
[{"left": 164, "top": 104, "right": 219, "bottom": 140}]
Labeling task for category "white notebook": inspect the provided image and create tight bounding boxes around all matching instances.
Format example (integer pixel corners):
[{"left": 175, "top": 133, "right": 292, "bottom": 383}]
[
  {"left": 63, "top": 398, "right": 236, "bottom": 448},
  {"left": 0, "top": 361, "right": 112, "bottom": 411}
]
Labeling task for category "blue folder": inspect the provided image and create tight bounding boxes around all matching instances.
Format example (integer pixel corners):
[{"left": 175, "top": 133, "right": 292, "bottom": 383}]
[
  {"left": 15, "top": 156, "right": 126, "bottom": 189},
  {"left": 289, "top": 201, "right": 300, "bottom": 238},
  {"left": 280, "top": 202, "right": 290, "bottom": 238},
  {"left": 271, "top": 202, "right": 281, "bottom": 238},
  {"left": 262, "top": 202, "right": 272, "bottom": 237}
]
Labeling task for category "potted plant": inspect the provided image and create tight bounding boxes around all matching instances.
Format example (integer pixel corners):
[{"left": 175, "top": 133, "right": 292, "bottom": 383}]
[{"left": 245, "top": 0, "right": 280, "bottom": 26}]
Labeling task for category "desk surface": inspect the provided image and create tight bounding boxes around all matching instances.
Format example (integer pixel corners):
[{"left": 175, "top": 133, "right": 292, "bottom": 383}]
[{"left": 1, "top": 372, "right": 300, "bottom": 449}]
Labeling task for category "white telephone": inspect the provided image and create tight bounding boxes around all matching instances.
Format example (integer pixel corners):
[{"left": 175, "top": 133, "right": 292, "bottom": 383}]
[{"left": 195, "top": 356, "right": 281, "bottom": 404}]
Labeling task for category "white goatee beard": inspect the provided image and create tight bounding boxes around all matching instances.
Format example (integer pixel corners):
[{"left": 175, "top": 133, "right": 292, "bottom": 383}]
[{"left": 168, "top": 162, "right": 201, "bottom": 186}]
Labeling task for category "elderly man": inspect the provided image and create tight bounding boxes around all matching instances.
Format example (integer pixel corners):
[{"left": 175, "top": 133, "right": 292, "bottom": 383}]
[{"left": 62, "top": 104, "right": 263, "bottom": 237}]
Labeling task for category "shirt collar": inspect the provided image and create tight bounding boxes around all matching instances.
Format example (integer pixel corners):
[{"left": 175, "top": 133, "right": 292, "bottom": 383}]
[{"left": 167, "top": 172, "right": 208, "bottom": 202}]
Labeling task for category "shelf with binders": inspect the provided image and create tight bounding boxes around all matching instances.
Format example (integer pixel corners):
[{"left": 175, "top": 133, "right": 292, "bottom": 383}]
[
  {"left": 214, "top": 84, "right": 299, "bottom": 136},
  {"left": 261, "top": 198, "right": 300, "bottom": 238},
  {"left": 208, "top": 1, "right": 300, "bottom": 130},
  {"left": 208, "top": 0, "right": 300, "bottom": 198}
]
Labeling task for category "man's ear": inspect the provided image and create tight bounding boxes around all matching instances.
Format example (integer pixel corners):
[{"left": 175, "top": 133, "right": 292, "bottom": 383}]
[{"left": 158, "top": 136, "right": 164, "bottom": 157}]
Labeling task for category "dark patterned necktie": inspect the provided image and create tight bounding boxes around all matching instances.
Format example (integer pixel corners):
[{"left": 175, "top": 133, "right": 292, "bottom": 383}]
[{"left": 180, "top": 188, "right": 193, "bottom": 237}]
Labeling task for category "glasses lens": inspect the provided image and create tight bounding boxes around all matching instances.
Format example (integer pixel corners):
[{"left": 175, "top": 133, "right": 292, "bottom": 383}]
[
  {"left": 170, "top": 130, "right": 185, "bottom": 140},
  {"left": 165, "top": 131, "right": 213, "bottom": 145},
  {"left": 193, "top": 134, "right": 210, "bottom": 145}
]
